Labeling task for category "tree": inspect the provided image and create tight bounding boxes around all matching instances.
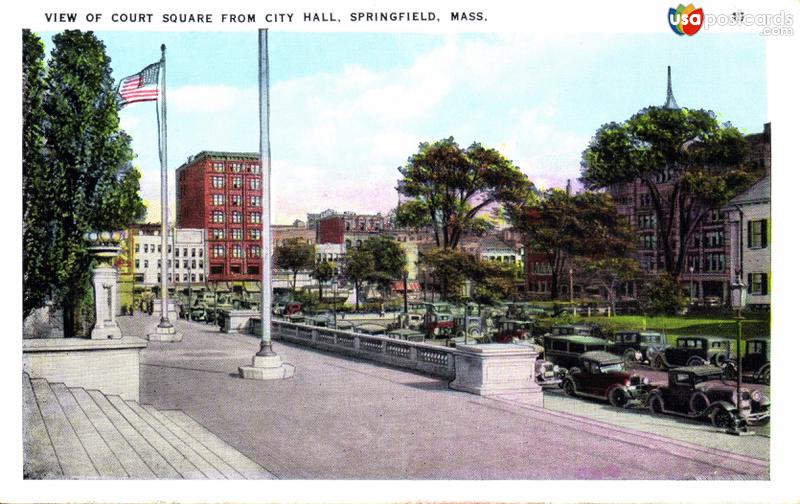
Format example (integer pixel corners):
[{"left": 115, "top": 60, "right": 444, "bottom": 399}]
[
  {"left": 645, "top": 274, "right": 688, "bottom": 315},
  {"left": 509, "top": 189, "right": 634, "bottom": 300},
  {"left": 274, "top": 237, "right": 315, "bottom": 291},
  {"left": 311, "top": 260, "right": 336, "bottom": 301},
  {"left": 421, "top": 248, "right": 476, "bottom": 300},
  {"left": 361, "top": 236, "right": 405, "bottom": 301},
  {"left": 572, "top": 256, "right": 640, "bottom": 314},
  {"left": 396, "top": 137, "right": 533, "bottom": 249},
  {"left": 40, "top": 31, "right": 146, "bottom": 337},
  {"left": 581, "top": 106, "right": 756, "bottom": 278},
  {"left": 343, "top": 246, "right": 375, "bottom": 311},
  {"left": 23, "top": 30, "right": 51, "bottom": 318},
  {"left": 471, "top": 260, "right": 517, "bottom": 305}
]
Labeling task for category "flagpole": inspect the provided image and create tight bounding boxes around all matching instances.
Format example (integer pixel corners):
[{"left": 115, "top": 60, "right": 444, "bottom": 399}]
[
  {"left": 150, "top": 43, "right": 181, "bottom": 342},
  {"left": 257, "top": 29, "right": 274, "bottom": 357},
  {"left": 239, "top": 29, "right": 292, "bottom": 379}
]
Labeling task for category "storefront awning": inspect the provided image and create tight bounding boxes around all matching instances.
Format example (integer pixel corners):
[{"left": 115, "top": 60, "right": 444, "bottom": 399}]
[{"left": 393, "top": 280, "right": 421, "bottom": 292}]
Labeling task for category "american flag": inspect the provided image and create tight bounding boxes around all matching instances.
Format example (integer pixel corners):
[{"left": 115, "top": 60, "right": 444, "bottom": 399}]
[{"left": 117, "top": 61, "right": 160, "bottom": 108}]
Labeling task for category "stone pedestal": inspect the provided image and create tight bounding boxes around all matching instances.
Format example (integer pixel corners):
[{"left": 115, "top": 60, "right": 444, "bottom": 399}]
[
  {"left": 148, "top": 322, "right": 183, "bottom": 342},
  {"left": 221, "top": 309, "right": 260, "bottom": 334},
  {"left": 239, "top": 353, "right": 295, "bottom": 380},
  {"left": 449, "top": 344, "right": 543, "bottom": 406},
  {"left": 90, "top": 265, "right": 122, "bottom": 340}
]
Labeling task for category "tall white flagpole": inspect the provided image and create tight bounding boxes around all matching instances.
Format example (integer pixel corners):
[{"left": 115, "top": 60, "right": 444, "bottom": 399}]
[{"left": 240, "top": 29, "right": 293, "bottom": 379}]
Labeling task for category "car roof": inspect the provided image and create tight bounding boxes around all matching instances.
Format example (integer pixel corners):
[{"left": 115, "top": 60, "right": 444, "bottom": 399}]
[
  {"left": 545, "top": 334, "right": 610, "bottom": 345},
  {"left": 580, "top": 351, "right": 623, "bottom": 364},
  {"left": 676, "top": 335, "right": 729, "bottom": 342},
  {"left": 388, "top": 328, "right": 423, "bottom": 335},
  {"left": 672, "top": 365, "right": 724, "bottom": 376}
]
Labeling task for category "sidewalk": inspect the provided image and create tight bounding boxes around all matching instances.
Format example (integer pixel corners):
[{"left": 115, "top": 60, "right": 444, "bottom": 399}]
[{"left": 123, "top": 313, "right": 768, "bottom": 479}]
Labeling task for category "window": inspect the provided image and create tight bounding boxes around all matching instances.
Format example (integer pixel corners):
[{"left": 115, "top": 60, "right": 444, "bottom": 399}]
[
  {"left": 191, "top": 274, "right": 196, "bottom": 282},
  {"left": 232, "top": 176, "right": 242, "bottom": 188},
  {"left": 199, "top": 260, "right": 203, "bottom": 269},
  {"left": 231, "top": 195, "right": 242, "bottom": 206},
  {"left": 250, "top": 164, "right": 261, "bottom": 174},
  {"left": 167, "top": 260, "right": 171, "bottom": 269},
  {"left": 144, "top": 259, "right": 149, "bottom": 268},
  {"left": 183, "top": 248, "right": 188, "bottom": 257},
  {"left": 213, "top": 162, "right": 225, "bottom": 172},
  {"left": 247, "top": 265, "right": 260, "bottom": 274},
  {"left": 135, "top": 243, "right": 140, "bottom": 253},
  {"left": 705, "top": 253, "right": 725, "bottom": 272},
  {"left": 639, "top": 193, "right": 651, "bottom": 207},
  {"left": 748, "top": 219, "right": 768, "bottom": 249},
  {"left": 232, "top": 211, "right": 243, "bottom": 223},
  {"left": 250, "top": 229, "right": 262, "bottom": 240},
  {"left": 231, "top": 162, "right": 243, "bottom": 173},
  {"left": 640, "top": 234, "right": 656, "bottom": 250},
  {"left": 212, "top": 194, "right": 225, "bottom": 206},
  {"left": 158, "top": 245, "right": 161, "bottom": 253},
  {"left": 211, "top": 228, "right": 224, "bottom": 240},
  {"left": 191, "top": 248, "right": 196, "bottom": 257},
  {"left": 637, "top": 214, "right": 656, "bottom": 229},
  {"left": 249, "top": 212, "right": 262, "bottom": 224},
  {"left": 183, "top": 274, "right": 188, "bottom": 282},
  {"left": 748, "top": 273, "right": 769, "bottom": 295},
  {"left": 232, "top": 245, "right": 243, "bottom": 258},
  {"left": 135, "top": 259, "right": 140, "bottom": 269},
  {"left": 157, "top": 259, "right": 161, "bottom": 268},
  {"left": 249, "top": 178, "right": 261, "bottom": 190},
  {"left": 212, "top": 176, "right": 225, "bottom": 188},
  {"left": 250, "top": 196, "right": 261, "bottom": 207},
  {"left": 707, "top": 209, "right": 723, "bottom": 223},
  {"left": 249, "top": 246, "right": 262, "bottom": 258},
  {"left": 704, "top": 230, "right": 724, "bottom": 248},
  {"left": 199, "top": 249, "right": 203, "bottom": 257},
  {"left": 183, "top": 260, "right": 188, "bottom": 269},
  {"left": 212, "top": 245, "right": 225, "bottom": 258},
  {"left": 199, "top": 273, "right": 204, "bottom": 281},
  {"left": 212, "top": 211, "right": 225, "bottom": 223},
  {"left": 231, "top": 228, "right": 243, "bottom": 240},
  {"left": 168, "top": 246, "right": 172, "bottom": 254}
]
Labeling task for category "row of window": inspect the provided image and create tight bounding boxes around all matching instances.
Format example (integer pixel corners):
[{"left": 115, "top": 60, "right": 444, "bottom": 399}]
[
  {"left": 212, "top": 162, "right": 260, "bottom": 174},
  {"left": 157, "top": 273, "right": 204, "bottom": 283},
  {"left": 210, "top": 244, "right": 262, "bottom": 258},
  {"left": 209, "top": 228, "right": 262, "bottom": 240},
  {"left": 684, "top": 253, "right": 726, "bottom": 272},
  {"left": 210, "top": 175, "right": 261, "bottom": 190},
  {"left": 209, "top": 264, "right": 260, "bottom": 276},
  {"left": 211, "top": 211, "right": 262, "bottom": 224},
  {"left": 136, "top": 259, "right": 204, "bottom": 270},
  {"left": 135, "top": 244, "right": 203, "bottom": 258},
  {"left": 211, "top": 194, "right": 262, "bottom": 207}
]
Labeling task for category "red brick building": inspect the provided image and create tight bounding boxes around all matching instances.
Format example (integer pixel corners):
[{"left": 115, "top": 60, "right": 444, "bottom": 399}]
[{"left": 176, "top": 151, "right": 263, "bottom": 282}]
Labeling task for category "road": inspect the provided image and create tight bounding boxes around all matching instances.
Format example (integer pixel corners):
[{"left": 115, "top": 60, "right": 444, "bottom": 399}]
[{"left": 122, "top": 313, "right": 769, "bottom": 479}]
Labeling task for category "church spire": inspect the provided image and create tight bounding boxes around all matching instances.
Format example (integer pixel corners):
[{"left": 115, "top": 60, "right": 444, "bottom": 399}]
[{"left": 664, "top": 65, "right": 679, "bottom": 109}]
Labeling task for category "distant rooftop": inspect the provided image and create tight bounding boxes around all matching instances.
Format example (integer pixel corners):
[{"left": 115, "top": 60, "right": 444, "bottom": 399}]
[{"left": 178, "top": 151, "right": 260, "bottom": 169}]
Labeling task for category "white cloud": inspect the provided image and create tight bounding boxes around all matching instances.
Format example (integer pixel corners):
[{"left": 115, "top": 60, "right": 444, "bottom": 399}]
[{"left": 169, "top": 85, "right": 256, "bottom": 113}]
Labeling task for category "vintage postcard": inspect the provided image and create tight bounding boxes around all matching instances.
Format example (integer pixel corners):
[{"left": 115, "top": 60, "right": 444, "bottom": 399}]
[{"left": 4, "top": 0, "right": 799, "bottom": 502}]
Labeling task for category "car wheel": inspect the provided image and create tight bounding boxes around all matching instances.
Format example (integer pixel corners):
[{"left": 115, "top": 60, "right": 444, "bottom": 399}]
[
  {"left": 645, "top": 346, "right": 658, "bottom": 362},
  {"left": 713, "top": 353, "right": 727, "bottom": 367},
  {"left": 711, "top": 407, "right": 735, "bottom": 429},
  {"left": 608, "top": 386, "right": 629, "bottom": 408},
  {"left": 687, "top": 356, "right": 705, "bottom": 366},
  {"left": 723, "top": 362, "right": 737, "bottom": 380},
  {"left": 563, "top": 378, "right": 577, "bottom": 397},
  {"left": 652, "top": 354, "right": 666, "bottom": 370},
  {"left": 760, "top": 365, "right": 770, "bottom": 385},
  {"left": 623, "top": 349, "right": 637, "bottom": 367},
  {"left": 648, "top": 394, "right": 664, "bottom": 414},
  {"left": 690, "top": 392, "right": 710, "bottom": 414}
]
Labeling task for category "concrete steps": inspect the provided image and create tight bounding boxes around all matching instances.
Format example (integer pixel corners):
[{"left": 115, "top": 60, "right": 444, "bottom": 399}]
[{"left": 23, "top": 373, "right": 273, "bottom": 479}]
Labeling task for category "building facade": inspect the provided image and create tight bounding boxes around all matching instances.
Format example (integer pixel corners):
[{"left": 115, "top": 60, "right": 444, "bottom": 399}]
[
  {"left": 724, "top": 176, "right": 770, "bottom": 309},
  {"left": 131, "top": 225, "right": 207, "bottom": 288},
  {"left": 176, "top": 151, "right": 263, "bottom": 283}
]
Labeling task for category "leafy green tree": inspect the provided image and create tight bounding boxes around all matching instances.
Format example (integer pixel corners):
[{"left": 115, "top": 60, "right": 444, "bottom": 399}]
[
  {"left": 361, "top": 236, "right": 405, "bottom": 301},
  {"left": 509, "top": 189, "right": 633, "bottom": 300},
  {"left": 343, "top": 246, "right": 375, "bottom": 311},
  {"left": 645, "top": 274, "right": 688, "bottom": 315},
  {"left": 311, "top": 260, "right": 336, "bottom": 301},
  {"left": 581, "top": 106, "right": 756, "bottom": 277},
  {"left": 572, "top": 256, "right": 640, "bottom": 314},
  {"left": 397, "top": 137, "right": 533, "bottom": 249},
  {"left": 471, "top": 260, "right": 517, "bottom": 305},
  {"left": 274, "top": 237, "right": 315, "bottom": 291},
  {"left": 40, "top": 31, "right": 146, "bottom": 336},
  {"left": 422, "top": 248, "right": 476, "bottom": 300},
  {"left": 23, "top": 30, "right": 52, "bottom": 318}
]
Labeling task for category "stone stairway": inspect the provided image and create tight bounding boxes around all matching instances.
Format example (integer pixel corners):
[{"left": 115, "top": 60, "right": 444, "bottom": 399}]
[{"left": 22, "top": 373, "right": 274, "bottom": 479}]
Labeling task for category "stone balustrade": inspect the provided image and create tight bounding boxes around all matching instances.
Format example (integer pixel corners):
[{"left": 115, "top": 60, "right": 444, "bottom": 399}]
[{"left": 270, "top": 320, "right": 457, "bottom": 379}]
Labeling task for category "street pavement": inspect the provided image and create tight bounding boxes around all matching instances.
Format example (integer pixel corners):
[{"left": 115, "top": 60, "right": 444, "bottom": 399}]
[{"left": 122, "top": 313, "right": 769, "bottom": 479}]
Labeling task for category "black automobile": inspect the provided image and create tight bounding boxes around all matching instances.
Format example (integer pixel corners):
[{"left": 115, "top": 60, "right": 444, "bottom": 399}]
[
  {"left": 549, "top": 323, "right": 605, "bottom": 339},
  {"left": 646, "top": 365, "right": 770, "bottom": 428},
  {"left": 723, "top": 338, "right": 770, "bottom": 385},
  {"left": 541, "top": 334, "right": 612, "bottom": 372},
  {"left": 609, "top": 331, "right": 670, "bottom": 367},
  {"left": 657, "top": 336, "right": 732, "bottom": 368},
  {"left": 561, "top": 351, "right": 653, "bottom": 407}
]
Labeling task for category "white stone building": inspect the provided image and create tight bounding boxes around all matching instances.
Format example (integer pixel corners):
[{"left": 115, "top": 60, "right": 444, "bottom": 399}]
[
  {"left": 724, "top": 176, "right": 770, "bottom": 309},
  {"left": 133, "top": 226, "right": 208, "bottom": 288}
]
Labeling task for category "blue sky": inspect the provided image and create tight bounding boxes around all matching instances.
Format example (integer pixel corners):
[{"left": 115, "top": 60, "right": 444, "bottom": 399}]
[{"left": 40, "top": 31, "right": 768, "bottom": 223}]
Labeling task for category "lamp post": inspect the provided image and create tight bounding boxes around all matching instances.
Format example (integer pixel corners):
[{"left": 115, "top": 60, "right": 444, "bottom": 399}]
[
  {"left": 332, "top": 277, "right": 338, "bottom": 329},
  {"left": 728, "top": 274, "right": 749, "bottom": 435},
  {"left": 402, "top": 269, "right": 409, "bottom": 315},
  {"left": 689, "top": 265, "right": 694, "bottom": 305}
]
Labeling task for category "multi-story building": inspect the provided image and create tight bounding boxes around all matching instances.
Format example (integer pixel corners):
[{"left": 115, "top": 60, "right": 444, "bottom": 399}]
[
  {"left": 176, "top": 151, "right": 263, "bottom": 283},
  {"left": 316, "top": 210, "right": 393, "bottom": 245},
  {"left": 724, "top": 176, "right": 770, "bottom": 309},
  {"left": 131, "top": 224, "right": 207, "bottom": 288},
  {"left": 608, "top": 70, "right": 771, "bottom": 305}
]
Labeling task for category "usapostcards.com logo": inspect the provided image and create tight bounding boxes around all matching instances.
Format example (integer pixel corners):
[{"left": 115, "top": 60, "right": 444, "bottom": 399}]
[{"left": 668, "top": 4, "right": 705, "bottom": 36}]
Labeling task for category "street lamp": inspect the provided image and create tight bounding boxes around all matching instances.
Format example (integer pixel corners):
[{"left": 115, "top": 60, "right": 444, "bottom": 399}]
[
  {"left": 728, "top": 274, "right": 750, "bottom": 435},
  {"left": 689, "top": 265, "right": 694, "bottom": 305},
  {"left": 402, "top": 269, "right": 409, "bottom": 315}
]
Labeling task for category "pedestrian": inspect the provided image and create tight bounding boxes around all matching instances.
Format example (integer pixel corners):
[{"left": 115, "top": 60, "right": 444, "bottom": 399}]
[{"left": 380, "top": 302, "right": 385, "bottom": 318}]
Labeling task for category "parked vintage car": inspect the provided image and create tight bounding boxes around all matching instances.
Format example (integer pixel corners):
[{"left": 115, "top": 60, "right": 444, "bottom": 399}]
[
  {"left": 722, "top": 338, "right": 770, "bottom": 385},
  {"left": 354, "top": 323, "right": 387, "bottom": 336},
  {"left": 386, "top": 328, "right": 425, "bottom": 342},
  {"left": 609, "top": 331, "right": 670, "bottom": 367},
  {"left": 549, "top": 323, "right": 605, "bottom": 339},
  {"left": 658, "top": 336, "right": 732, "bottom": 368},
  {"left": 561, "top": 351, "right": 653, "bottom": 407},
  {"left": 535, "top": 359, "right": 562, "bottom": 388},
  {"left": 541, "top": 334, "right": 612, "bottom": 372},
  {"left": 422, "top": 302, "right": 456, "bottom": 337},
  {"left": 646, "top": 365, "right": 770, "bottom": 427},
  {"left": 493, "top": 317, "right": 538, "bottom": 343}
]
